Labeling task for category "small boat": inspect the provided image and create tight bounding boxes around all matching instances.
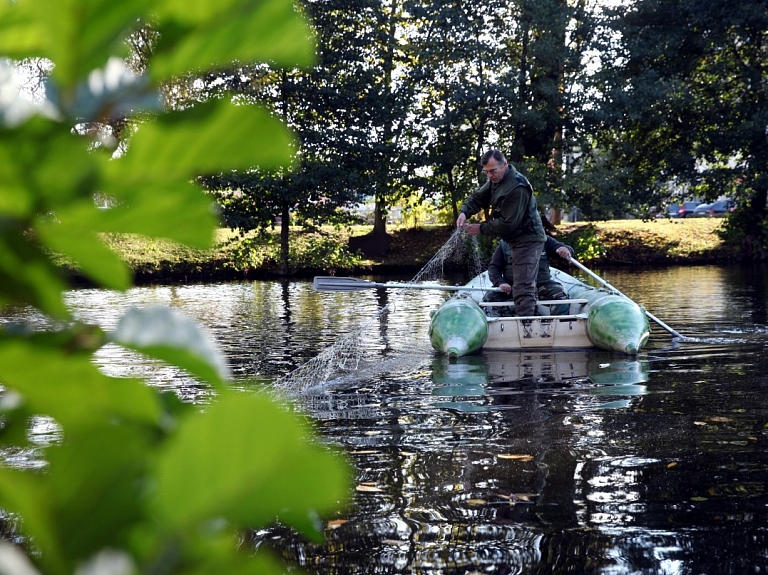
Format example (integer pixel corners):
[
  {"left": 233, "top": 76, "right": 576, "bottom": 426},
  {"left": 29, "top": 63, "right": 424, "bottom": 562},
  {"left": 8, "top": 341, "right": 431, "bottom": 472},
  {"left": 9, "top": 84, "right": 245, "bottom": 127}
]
[{"left": 428, "top": 268, "right": 650, "bottom": 357}]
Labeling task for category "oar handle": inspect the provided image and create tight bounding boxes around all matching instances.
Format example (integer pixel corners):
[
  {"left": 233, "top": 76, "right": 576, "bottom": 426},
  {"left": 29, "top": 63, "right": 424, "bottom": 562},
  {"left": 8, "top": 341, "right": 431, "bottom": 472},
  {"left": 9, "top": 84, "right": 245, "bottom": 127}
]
[
  {"left": 568, "top": 258, "right": 622, "bottom": 296},
  {"left": 313, "top": 276, "right": 503, "bottom": 293}
]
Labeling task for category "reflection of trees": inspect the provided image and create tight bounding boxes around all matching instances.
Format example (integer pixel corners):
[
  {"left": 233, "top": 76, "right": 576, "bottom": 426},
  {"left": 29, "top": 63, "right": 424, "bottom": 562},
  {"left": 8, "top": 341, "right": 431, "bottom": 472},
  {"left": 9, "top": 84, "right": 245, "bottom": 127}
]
[
  {"left": 260, "top": 350, "right": 656, "bottom": 573},
  {"left": 290, "top": 348, "right": 768, "bottom": 573},
  {"left": 734, "top": 266, "right": 768, "bottom": 326}
]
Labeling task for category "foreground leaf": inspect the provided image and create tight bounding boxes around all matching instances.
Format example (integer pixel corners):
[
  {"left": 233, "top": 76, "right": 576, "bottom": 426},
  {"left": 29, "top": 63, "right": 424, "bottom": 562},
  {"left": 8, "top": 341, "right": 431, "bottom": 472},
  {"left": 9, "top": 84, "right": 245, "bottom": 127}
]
[
  {"left": 104, "top": 100, "right": 296, "bottom": 186},
  {"left": 0, "top": 340, "right": 163, "bottom": 431},
  {"left": 153, "top": 391, "right": 351, "bottom": 540},
  {"left": 110, "top": 305, "right": 230, "bottom": 386},
  {"left": 149, "top": 0, "right": 315, "bottom": 80}
]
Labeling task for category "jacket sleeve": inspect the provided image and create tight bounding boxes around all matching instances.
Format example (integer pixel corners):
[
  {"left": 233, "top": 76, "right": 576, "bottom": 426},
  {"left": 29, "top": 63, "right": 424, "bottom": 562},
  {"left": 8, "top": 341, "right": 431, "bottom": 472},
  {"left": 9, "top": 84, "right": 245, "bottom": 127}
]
[
  {"left": 487, "top": 245, "right": 508, "bottom": 286},
  {"left": 544, "top": 236, "right": 574, "bottom": 258},
  {"left": 459, "top": 181, "right": 491, "bottom": 218}
]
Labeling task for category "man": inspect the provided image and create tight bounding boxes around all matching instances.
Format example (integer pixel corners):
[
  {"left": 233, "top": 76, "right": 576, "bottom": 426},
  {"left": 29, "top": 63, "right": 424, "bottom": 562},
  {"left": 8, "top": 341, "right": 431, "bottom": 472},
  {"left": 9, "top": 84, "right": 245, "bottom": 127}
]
[
  {"left": 484, "top": 236, "right": 574, "bottom": 316},
  {"left": 456, "top": 149, "right": 546, "bottom": 316}
]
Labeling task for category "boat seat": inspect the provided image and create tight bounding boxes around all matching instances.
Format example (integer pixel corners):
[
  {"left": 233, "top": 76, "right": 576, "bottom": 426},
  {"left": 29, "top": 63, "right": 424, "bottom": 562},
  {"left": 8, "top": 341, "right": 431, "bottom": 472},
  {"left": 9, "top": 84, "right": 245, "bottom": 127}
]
[{"left": 479, "top": 298, "right": 589, "bottom": 316}]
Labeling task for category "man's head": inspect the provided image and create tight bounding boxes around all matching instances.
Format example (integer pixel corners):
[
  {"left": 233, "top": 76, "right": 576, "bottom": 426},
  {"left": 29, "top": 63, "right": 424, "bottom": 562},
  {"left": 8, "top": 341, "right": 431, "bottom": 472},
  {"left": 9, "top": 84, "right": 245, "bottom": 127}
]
[{"left": 481, "top": 149, "right": 508, "bottom": 184}]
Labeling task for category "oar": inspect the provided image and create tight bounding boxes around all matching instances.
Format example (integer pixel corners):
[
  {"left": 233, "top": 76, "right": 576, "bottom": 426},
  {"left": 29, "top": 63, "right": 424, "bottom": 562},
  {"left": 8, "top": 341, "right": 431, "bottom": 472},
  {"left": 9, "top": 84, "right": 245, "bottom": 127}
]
[
  {"left": 313, "top": 276, "right": 503, "bottom": 293},
  {"left": 568, "top": 258, "right": 688, "bottom": 340}
]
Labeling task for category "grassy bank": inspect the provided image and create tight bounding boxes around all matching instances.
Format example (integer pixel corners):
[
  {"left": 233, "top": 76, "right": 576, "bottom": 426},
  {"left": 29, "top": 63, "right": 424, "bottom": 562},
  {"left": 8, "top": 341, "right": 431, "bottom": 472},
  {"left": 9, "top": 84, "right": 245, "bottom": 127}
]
[{"left": 84, "top": 217, "right": 738, "bottom": 285}]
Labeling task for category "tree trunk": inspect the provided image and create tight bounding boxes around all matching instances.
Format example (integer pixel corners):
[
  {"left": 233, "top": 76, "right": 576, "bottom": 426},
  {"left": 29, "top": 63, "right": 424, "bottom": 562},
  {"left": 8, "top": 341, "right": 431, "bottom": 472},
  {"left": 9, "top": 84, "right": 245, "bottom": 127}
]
[
  {"left": 279, "top": 200, "right": 290, "bottom": 274},
  {"left": 373, "top": 196, "right": 387, "bottom": 236},
  {"left": 448, "top": 168, "right": 459, "bottom": 226},
  {"left": 277, "top": 72, "right": 291, "bottom": 276},
  {"left": 348, "top": 196, "right": 393, "bottom": 257}
]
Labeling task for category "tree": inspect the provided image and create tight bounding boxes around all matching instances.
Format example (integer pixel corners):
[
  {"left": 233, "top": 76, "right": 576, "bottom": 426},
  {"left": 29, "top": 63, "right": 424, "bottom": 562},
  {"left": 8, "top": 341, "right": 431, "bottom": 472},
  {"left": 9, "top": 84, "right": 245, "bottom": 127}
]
[
  {"left": 0, "top": 1, "right": 350, "bottom": 574},
  {"left": 595, "top": 0, "right": 768, "bottom": 244},
  {"left": 402, "top": 0, "right": 602, "bottom": 227},
  {"left": 194, "top": 60, "right": 368, "bottom": 273},
  {"left": 300, "top": 0, "right": 421, "bottom": 254},
  {"left": 402, "top": 1, "right": 508, "bottom": 223},
  {"left": 194, "top": 0, "right": 419, "bottom": 262}
]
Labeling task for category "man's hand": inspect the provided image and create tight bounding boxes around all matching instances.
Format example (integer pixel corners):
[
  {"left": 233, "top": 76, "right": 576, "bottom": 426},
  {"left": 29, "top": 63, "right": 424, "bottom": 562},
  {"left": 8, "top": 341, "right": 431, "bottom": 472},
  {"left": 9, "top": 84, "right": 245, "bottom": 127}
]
[
  {"left": 556, "top": 246, "right": 571, "bottom": 260},
  {"left": 456, "top": 213, "right": 467, "bottom": 228},
  {"left": 463, "top": 224, "right": 482, "bottom": 236},
  {"left": 499, "top": 282, "right": 512, "bottom": 294}
]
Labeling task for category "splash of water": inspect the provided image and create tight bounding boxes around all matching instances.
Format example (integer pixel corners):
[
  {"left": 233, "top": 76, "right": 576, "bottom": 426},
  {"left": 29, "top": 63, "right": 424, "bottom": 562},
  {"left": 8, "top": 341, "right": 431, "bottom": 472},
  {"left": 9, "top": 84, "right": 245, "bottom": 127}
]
[{"left": 272, "top": 229, "right": 484, "bottom": 396}]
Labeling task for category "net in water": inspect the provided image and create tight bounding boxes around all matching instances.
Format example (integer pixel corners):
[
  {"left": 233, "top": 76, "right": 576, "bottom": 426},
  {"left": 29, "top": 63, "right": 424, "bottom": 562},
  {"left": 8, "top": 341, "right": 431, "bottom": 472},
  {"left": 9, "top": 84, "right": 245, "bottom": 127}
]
[{"left": 271, "top": 229, "right": 486, "bottom": 396}]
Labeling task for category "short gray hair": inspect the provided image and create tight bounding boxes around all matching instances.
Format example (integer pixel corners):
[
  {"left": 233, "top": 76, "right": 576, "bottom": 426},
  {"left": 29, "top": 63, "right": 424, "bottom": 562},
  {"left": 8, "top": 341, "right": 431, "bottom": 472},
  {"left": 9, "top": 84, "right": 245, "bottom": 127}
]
[{"left": 481, "top": 149, "right": 506, "bottom": 166}]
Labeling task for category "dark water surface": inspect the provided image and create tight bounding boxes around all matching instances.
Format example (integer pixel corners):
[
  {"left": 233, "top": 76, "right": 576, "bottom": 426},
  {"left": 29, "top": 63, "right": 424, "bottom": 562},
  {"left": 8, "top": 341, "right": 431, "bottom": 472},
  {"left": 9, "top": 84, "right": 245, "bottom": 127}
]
[{"left": 6, "top": 264, "right": 768, "bottom": 574}]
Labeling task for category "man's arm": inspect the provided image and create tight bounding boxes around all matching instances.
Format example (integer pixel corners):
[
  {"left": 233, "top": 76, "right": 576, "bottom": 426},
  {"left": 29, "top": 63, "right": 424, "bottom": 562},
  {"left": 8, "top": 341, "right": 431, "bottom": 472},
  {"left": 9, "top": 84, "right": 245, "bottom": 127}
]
[
  {"left": 544, "top": 236, "right": 574, "bottom": 260},
  {"left": 487, "top": 245, "right": 507, "bottom": 286},
  {"left": 456, "top": 182, "right": 491, "bottom": 228}
]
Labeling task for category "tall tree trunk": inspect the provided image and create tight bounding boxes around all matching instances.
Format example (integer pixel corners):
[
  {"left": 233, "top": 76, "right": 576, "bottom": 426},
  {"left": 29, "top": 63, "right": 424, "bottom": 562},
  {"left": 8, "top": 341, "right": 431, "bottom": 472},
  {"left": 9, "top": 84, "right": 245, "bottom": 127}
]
[
  {"left": 278, "top": 70, "right": 291, "bottom": 275},
  {"left": 279, "top": 199, "right": 290, "bottom": 274},
  {"left": 448, "top": 168, "right": 459, "bottom": 225},
  {"left": 373, "top": 197, "right": 387, "bottom": 235}
]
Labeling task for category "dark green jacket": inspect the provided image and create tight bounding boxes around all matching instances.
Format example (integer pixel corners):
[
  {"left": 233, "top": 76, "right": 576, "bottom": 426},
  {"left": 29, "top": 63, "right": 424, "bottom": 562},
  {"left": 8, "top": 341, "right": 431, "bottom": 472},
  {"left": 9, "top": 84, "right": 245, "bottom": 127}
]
[{"left": 459, "top": 165, "right": 546, "bottom": 246}]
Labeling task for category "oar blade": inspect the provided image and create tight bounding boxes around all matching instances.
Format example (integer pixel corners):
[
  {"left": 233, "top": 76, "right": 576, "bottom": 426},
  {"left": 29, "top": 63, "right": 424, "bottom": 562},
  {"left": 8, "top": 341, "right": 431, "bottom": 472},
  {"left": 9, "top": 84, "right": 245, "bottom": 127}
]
[{"left": 313, "top": 276, "right": 376, "bottom": 292}]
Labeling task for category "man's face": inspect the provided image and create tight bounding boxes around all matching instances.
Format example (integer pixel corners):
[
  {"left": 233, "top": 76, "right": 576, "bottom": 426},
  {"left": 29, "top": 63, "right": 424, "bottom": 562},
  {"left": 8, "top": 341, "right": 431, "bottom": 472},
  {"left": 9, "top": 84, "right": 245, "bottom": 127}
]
[{"left": 482, "top": 159, "right": 507, "bottom": 184}]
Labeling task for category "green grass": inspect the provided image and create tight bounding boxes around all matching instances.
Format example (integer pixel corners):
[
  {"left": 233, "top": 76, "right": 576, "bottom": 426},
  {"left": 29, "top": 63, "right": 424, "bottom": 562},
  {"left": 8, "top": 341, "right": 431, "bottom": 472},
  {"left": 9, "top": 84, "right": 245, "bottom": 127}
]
[{"left": 556, "top": 218, "right": 738, "bottom": 265}]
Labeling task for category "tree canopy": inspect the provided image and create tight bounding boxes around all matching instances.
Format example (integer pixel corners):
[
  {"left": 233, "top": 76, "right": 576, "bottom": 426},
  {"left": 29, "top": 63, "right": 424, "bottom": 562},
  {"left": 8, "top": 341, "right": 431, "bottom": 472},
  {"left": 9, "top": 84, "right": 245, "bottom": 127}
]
[
  {"left": 593, "top": 0, "right": 768, "bottom": 256},
  {"left": 110, "top": 0, "right": 768, "bottom": 259}
]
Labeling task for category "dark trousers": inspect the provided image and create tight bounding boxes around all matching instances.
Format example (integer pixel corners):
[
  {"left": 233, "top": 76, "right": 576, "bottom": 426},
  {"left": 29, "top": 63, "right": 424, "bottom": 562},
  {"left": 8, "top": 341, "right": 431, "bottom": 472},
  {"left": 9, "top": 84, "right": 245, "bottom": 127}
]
[
  {"left": 483, "top": 279, "right": 569, "bottom": 316},
  {"left": 509, "top": 240, "right": 545, "bottom": 316}
]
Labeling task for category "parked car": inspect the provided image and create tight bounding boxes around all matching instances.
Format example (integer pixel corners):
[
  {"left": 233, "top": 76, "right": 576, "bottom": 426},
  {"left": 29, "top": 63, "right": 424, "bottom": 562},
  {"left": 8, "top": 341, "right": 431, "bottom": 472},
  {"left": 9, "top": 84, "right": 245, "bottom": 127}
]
[
  {"left": 692, "top": 203, "right": 712, "bottom": 216},
  {"left": 678, "top": 201, "right": 702, "bottom": 217},
  {"left": 707, "top": 199, "right": 736, "bottom": 216},
  {"left": 656, "top": 204, "right": 680, "bottom": 218}
]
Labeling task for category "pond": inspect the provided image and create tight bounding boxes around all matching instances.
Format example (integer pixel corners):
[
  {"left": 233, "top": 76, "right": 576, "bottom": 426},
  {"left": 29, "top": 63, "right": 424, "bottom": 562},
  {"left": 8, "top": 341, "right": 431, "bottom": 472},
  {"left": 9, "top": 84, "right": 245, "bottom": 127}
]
[{"left": 5, "top": 263, "right": 768, "bottom": 574}]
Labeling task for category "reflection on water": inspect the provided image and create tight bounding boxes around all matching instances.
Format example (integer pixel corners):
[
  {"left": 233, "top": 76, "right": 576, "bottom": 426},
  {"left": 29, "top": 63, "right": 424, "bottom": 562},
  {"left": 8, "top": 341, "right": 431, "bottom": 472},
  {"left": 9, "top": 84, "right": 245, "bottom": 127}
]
[
  {"left": 4, "top": 265, "right": 768, "bottom": 573},
  {"left": 430, "top": 350, "right": 649, "bottom": 413}
]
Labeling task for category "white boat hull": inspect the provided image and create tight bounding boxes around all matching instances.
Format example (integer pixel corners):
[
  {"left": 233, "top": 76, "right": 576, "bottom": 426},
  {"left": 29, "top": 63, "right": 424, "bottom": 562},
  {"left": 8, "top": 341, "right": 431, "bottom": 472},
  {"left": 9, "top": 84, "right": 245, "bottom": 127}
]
[{"left": 483, "top": 314, "right": 592, "bottom": 350}]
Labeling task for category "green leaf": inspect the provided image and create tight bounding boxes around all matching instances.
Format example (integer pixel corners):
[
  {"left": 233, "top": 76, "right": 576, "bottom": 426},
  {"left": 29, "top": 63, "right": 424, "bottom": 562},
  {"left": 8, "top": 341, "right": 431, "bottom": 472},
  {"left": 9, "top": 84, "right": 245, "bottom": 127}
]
[
  {"left": 110, "top": 305, "right": 230, "bottom": 386},
  {"left": 18, "top": 0, "right": 149, "bottom": 88},
  {"left": 0, "top": 1, "right": 47, "bottom": 59},
  {"left": 35, "top": 217, "right": 132, "bottom": 290},
  {"left": 149, "top": 0, "right": 315, "bottom": 80},
  {"left": 45, "top": 425, "right": 152, "bottom": 567},
  {"left": 0, "top": 340, "right": 163, "bottom": 432},
  {"left": 0, "top": 425, "right": 154, "bottom": 575},
  {"left": 0, "top": 230, "right": 70, "bottom": 319},
  {"left": 0, "top": 120, "right": 99, "bottom": 217},
  {"left": 95, "top": 181, "right": 219, "bottom": 249},
  {"left": 104, "top": 100, "right": 296, "bottom": 186},
  {"left": 178, "top": 542, "right": 291, "bottom": 575},
  {"left": 0, "top": 469, "right": 63, "bottom": 573},
  {"left": 153, "top": 391, "right": 351, "bottom": 538}
]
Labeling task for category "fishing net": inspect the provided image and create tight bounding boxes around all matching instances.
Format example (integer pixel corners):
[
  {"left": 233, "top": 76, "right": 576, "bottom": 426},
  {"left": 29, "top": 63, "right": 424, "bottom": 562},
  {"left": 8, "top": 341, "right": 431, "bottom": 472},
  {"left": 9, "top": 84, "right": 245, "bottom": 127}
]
[{"left": 271, "top": 229, "right": 487, "bottom": 396}]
